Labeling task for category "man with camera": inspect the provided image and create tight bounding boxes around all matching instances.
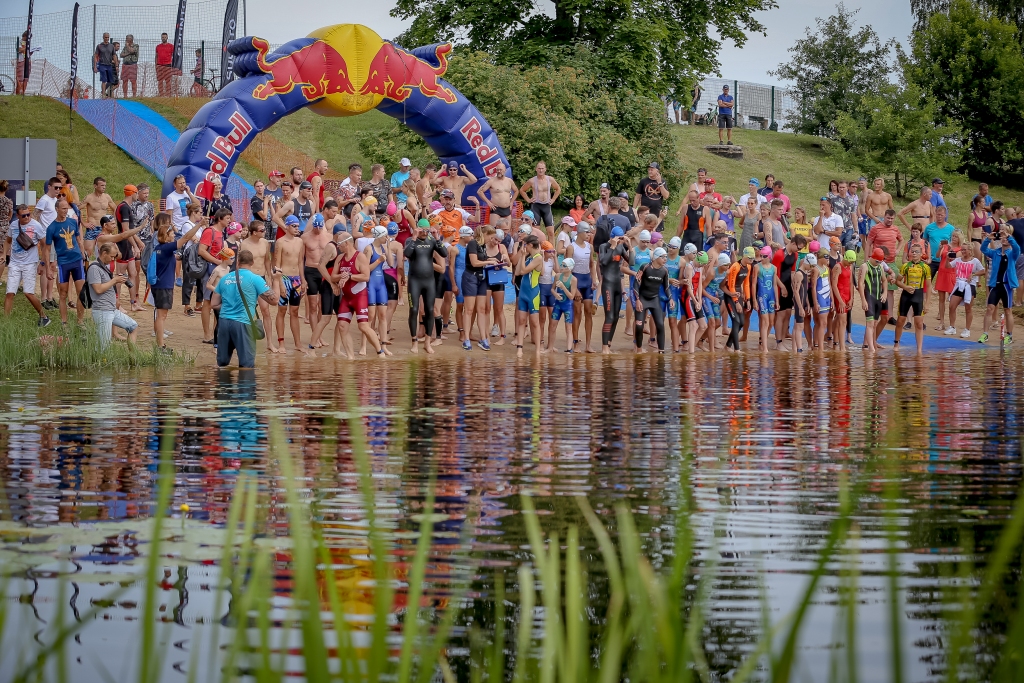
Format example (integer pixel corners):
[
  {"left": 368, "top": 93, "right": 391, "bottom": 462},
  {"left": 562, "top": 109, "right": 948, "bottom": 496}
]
[{"left": 979, "top": 223, "right": 1020, "bottom": 346}]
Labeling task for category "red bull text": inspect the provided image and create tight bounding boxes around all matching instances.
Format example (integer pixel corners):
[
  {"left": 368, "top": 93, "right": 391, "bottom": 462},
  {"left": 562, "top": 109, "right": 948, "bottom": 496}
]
[
  {"left": 360, "top": 43, "right": 457, "bottom": 104},
  {"left": 203, "top": 111, "right": 254, "bottom": 185},
  {"left": 460, "top": 117, "right": 504, "bottom": 176},
  {"left": 251, "top": 37, "right": 354, "bottom": 101}
]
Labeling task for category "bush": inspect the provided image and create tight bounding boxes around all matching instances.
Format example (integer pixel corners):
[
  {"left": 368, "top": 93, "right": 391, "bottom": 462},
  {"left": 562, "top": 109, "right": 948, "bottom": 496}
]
[{"left": 358, "top": 50, "right": 686, "bottom": 206}]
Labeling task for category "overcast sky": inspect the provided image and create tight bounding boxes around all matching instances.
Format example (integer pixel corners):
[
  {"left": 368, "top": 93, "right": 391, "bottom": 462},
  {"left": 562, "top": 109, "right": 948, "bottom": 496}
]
[{"left": 3, "top": 0, "right": 915, "bottom": 85}]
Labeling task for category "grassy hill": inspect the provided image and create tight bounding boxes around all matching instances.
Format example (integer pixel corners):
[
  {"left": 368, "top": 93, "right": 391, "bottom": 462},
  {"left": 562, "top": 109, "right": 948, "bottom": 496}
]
[{"left": 0, "top": 96, "right": 160, "bottom": 197}]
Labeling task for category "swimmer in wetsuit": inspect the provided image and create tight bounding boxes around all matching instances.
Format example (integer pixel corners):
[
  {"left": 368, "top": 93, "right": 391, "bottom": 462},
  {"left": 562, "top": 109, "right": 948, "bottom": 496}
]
[
  {"left": 598, "top": 226, "right": 631, "bottom": 354},
  {"left": 722, "top": 246, "right": 754, "bottom": 351},
  {"left": 404, "top": 218, "right": 448, "bottom": 354},
  {"left": 633, "top": 246, "right": 670, "bottom": 353}
]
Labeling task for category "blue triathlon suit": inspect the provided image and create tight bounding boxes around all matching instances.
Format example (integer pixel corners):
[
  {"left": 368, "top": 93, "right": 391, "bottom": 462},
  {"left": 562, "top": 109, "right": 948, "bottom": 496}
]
[
  {"left": 665, "top": 254, "right": 682, "bottom": 319},
  {"left": 517, "top": 254, "right": 541, "bottom": 314},
  {"left": 551, "top": 274, "right": 574, "bottom": 322},
  {"left": 454, "top": 243, "right": 467, "bottom": 304},
  {"left": 756, "top": 263, "right": 777, "bottom": 314},
  {"left": 367, "top": 244, "right": 388, "bottom": 306}
]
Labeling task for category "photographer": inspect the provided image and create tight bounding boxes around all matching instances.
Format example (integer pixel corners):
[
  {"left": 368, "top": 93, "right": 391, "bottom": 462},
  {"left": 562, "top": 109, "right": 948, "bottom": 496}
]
[
  {"left": 979, "top": 224, "right": 1021, "bottom": 346},
  {"left": 89, "top": 243, "right": 138, "bottom": 347}
]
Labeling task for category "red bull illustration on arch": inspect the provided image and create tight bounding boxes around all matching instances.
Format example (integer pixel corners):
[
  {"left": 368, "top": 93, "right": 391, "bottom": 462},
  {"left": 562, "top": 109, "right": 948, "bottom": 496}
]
[{"left": 163, "top": 23, "right": 510, "bottom": 202}]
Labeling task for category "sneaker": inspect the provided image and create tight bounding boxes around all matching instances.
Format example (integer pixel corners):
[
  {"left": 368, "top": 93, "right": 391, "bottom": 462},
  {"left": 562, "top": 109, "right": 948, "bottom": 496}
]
[
  {"left": 888, "top": 317, "right": 898, "bottom": 326},
  {"left": 1004, "top": 335, "right": 1013, "bottom": 346},
  {"left": 478, "top": 339, "right": 491, "bottom": 351},
  {"left": 978, "top": 332, "right": 989, "bottom": 344},
  {"left": 184, "top": 308, "right": 196, "bottom": 317},
  {"left": 462, "top": 340, "right": 471, "bottom": 351},
  {"left": 41, "top": 299, "right": 53, "bottom": 310},
  {"left": 961, "top": 329, "right": 971, "bottom": 339},
  {"left": 904, "top": 322, "right": 912, "bottom": 330},
  {"left": 491, "top": 324, "right": 499, "bottom": 337},
  {"left": 175, "top": 277, "right": 183, "bottom": 287},
  {"left": 944, "top": 326, "right": 957, "bottom": 335},
  {"left": 38, "top": 316, "right": 51, "bottom": 328}
]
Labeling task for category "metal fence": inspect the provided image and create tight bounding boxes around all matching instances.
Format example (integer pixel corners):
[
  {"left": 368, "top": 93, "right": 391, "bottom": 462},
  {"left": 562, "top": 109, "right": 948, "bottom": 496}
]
[
  {"left": 1, "top": 0, "right": 247, "bottom": 98},
  {"left": 668, "top": 77, "right": 797, "bottom": 131}
]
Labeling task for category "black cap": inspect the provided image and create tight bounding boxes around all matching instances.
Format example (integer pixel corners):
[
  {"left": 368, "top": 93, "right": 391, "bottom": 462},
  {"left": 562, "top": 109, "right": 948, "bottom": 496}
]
[
  {"left": 617, "top": 192, "right": 630, "bottom": 199},
  {"left": 648, "top": 161, "right": 660, "bottom": 169},
  {"left": 299, "top": 181, "right": 312, "bottom": 190},
  {"left": 932, "top": 177, "right": 944, "bottom": 184}
]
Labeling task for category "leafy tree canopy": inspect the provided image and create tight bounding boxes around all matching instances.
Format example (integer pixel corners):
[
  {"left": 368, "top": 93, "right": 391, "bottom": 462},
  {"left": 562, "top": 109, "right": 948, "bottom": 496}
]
[
  {"left": 771, "top": 3, "right": 894, "bottom": 138},
  {"left": 390, "top": 0, "right": 776, "bottom": 97},
  {"left": 359, "top": 51, "right": 687, "bottom": 206}
]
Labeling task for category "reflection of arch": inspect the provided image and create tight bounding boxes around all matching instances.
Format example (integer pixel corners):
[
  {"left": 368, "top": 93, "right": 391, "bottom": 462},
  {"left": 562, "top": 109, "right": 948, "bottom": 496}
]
[{"left": 162, "top": 24, "right": 510, "bottom": 202}]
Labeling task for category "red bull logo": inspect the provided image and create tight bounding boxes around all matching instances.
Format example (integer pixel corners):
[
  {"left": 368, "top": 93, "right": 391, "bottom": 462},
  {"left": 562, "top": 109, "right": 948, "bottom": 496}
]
[
  {"left": 360, "top": 43, "right": 457, "bottom": 104},
  {"left": 251, "top": 37, "right": 354, "bottom": 101}
]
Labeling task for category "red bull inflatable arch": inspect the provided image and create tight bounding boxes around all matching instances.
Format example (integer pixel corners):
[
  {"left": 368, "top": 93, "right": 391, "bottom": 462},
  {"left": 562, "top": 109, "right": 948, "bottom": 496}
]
[{"left": 162, "top": 24, "right": 510, "bottom": 199}]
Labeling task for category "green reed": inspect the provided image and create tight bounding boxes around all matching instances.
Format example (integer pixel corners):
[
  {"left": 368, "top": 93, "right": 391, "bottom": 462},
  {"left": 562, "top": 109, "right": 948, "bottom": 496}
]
[
  {"left": 4, "top": 423, "right": 1024, "bottom": 682},
  {"left": 0, "top": 298, "right": 194, "bottom": 372}
]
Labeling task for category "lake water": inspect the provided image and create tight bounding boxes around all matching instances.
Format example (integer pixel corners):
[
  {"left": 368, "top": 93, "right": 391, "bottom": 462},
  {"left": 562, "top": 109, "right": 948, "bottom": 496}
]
[{"left": 1, "top": 351, "right": 1022, "bottom": 682}]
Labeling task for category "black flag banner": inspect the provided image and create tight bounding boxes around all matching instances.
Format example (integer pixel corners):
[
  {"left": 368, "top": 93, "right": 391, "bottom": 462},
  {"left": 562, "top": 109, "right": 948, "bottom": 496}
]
[
  {"left": 171, "top": 0, "right": 186, "bottom": 71},
  {"left": 219, "top": 0, "right": 238, "bottom": 90}
]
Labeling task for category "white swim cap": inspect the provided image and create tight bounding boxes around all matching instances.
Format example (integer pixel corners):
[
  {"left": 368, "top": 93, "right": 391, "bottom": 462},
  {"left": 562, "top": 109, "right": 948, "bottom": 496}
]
[
  {"left": 519, "top": 224, "right": 533, "bottom": 235},
  {"left": 638, "top": 230, "right": 652, "bottom": 242},
  {"left": 683, "top": 243, "right": 698, "bottom": 255},
  {"left": 668, "top": 236, "right": 682, "bottom": 249},
  {"left": 717, "top": 253, "right": 731, "bottom": 267},
  {"left": 562, "top": 257, "right": 576, "bottom": 269},
  {"left": 371, "top": 226, "right": 388, "bottom": 239},
  {"left": 805, "top": 254, "right": 818, "bottom": 266},
  {"left": 495, "top": 229, "right": 505, "bottom": 240},
  {"left": 652, "top": 247, "right": 668, "bottom": 259},
  {"left": 459, "top": 226, "right": 475, "bottom": 237}
]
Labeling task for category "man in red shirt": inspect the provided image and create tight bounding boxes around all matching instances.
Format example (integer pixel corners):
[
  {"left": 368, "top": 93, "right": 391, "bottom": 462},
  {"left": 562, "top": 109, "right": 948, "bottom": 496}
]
[
  {"left": 770, "top": 180, "right": 791, "bottom": 220},
  {"left": 865, "top": 208, "right": 903, "bottom": 317},
  {"left": 698, "top": 178, "right": 723, "bottom": 204},
  {"left": 306, "top": 159, "right": 327, "bottom": 212},
  {"left": 155, "top": 32, "right": 174, "bottom": 97},
  {"left": 196, "top": 207, "right": 231, "bottom": 343}
]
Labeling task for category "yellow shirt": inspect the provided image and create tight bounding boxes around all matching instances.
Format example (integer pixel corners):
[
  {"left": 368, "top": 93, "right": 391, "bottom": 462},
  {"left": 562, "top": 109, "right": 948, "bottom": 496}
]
[{"left": 790, "top": 223, "right": 812, "bottom": 252}]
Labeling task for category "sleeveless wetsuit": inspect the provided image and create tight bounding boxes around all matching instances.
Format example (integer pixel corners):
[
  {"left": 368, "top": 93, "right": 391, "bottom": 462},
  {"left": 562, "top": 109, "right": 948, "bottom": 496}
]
[
  {"left": 334, "top": 249, "right": 368, "bottom": 323},
  {"left": 367, "top": 243, "right": 388, "bottom": 306}
]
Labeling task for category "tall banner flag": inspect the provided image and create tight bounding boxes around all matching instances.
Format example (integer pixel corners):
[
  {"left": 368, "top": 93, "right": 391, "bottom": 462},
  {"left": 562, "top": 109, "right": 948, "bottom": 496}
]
[
  {"left": 23, "top": 0, "right": 33, "bottom": 88},
  {"left": 219, "top": 0, "right": 238, "bottom": 90},
  {"left": 171, "top": 0, "right": 186, "bottom": 71},
  {"left": 69, "top": 3, "right": 79, "bottom": 128}
]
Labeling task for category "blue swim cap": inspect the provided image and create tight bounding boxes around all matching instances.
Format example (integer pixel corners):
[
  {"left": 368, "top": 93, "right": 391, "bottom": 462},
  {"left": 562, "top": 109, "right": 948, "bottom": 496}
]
[
  {"left": 522, "top": 210, "right": 535, "bottom": 220},
  {"left": 387, "top": 221, "right": 399, "bottom": 236},
  {"left": 333, "top": 224, "right": 347, "bottom": 235},
  {"left": 284, "top": 215, "right": 300, "bottom": 226},
  {"left": 311, "top": 213, "right": 325, "bottom": 229},
  {"left": 611, "top": 226, "right": 625, "bottom": 238}
]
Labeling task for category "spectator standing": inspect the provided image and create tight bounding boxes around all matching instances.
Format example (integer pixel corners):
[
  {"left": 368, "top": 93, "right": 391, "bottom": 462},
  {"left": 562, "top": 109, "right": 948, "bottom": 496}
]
[
  {"left": 5, "top": 205, "right": 51, "bottom": 326},
  {"left": 391, "top": 158, "right": 412, "bottom": 208},
  {"left": 155, "top": 32, "right": 174, "bottom": 97},
  {"left": 152, "top": 213, "right": 201, "bottom": 351},
  {"left": 758, "top": 175, "right": 775, "bottom": 198},
  {"left": 89, "top": 243, "right": 138, "bottom": 347},
  {"left": 203, "top": 176, "right": 232, "bottom": 219},
  {"left": 120, "top": 35, "right": 138, "bottom": 97},
  {"left": 689, "top": 83, "right": 702, "bottom": 123},
  {"left": 634, "top": 162, "right": 670, "bottom": 229},
  {"left": 930, "top": 178, "right": 947, "bottom": 211},
  {"left": 307, "top": 159, "right": 328, "bottom": 211},
  {"left": 211, "top": 250, "right": 277, "bottom": 368},
  {"left": 190, "top": 48, "right": 205, "bottom": 96},
  {"left": 93, "top": 33, "right": 116, "bottom": 98},
  {"left": 42, "top": 199, "right": 86, "bottom": 325},
  {"left": 16, "top": 31, "right": 30, "bottom": 95},
  {"left": 33, "top": 177, "right": 61, "bottom": 309},
  {"left": 717, "top": 85, "right": 734, "bottom": 144}
]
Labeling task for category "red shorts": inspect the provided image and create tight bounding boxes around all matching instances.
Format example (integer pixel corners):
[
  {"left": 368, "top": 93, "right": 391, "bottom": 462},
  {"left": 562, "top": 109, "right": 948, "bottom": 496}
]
[{"left": 338, "top": 288, "right": 369, "bottom": 324}]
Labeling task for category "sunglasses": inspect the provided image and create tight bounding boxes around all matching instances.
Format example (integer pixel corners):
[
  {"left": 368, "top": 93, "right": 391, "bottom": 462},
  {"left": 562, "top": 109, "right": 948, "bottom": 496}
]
[
  {"left": 52, "top": 185, "right": 63, "bottom": 190},
  {"left": 18, "top": 212, "right": 31, "bottom": 218}
]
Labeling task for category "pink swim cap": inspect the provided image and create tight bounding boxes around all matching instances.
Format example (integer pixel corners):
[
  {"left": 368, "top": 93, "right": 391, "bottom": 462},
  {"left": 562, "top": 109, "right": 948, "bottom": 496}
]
[
  {"left": 809, "top": 240, "right": 821, "bottom": 253},
  {"left": 651, "top": 231, "right": 662, "bottom": 244}
]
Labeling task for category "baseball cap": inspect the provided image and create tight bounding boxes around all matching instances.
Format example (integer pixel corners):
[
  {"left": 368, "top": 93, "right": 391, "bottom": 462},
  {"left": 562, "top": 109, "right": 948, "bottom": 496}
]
[
  {"left": 522, "top": 210, "right": 536, "bottom": 221},
  {"left": 858, "top": 176, "right": 867, "bottom": 181},
  {"left": 684, "top": 243, "right": 698, "bottom": 255},
  {"left": 844, "top": 249, "right": 857, "bottom": 262},
  {"left": 759, "top": 246, "right": 772, "bottom": 257},
  {"left": 100, "top": 215, "right": 114, "bottom": 226},
  {"left": 932, "top": 177, "right": 945, "bottom": 184},
  {"left": 448, "top": 160, "right": 459, "bottom": 169},
  {"left": 541, "top": 240, "right": 553, "bottom": 250},
  {"left": 617, "top": 192, "right": 630, "bottom": 199},
  {"left": 519, "top": 224, "right": 533, "bottom": 235},
  {"left": 284, "top": 215, "right": 300, "bottom": 226},
  {"left": 805, "top": 254, "right": 818, "bottom": 266},
  {"left": 562, "top": 257, "right": 575, "bottom": 270},
  {"left": 561, "top": 216, "right": 577, "bottom": 226},
  {"left": 717, "top": 253, "right": 731, "bottom": 267},
  {"left": 123, "top": 184, "right": 138, "bottom": 195},
  {"left": 226, "top": 222, "right": 242, "bottom": 235},
  {"left": 299, "top": 181, "right": 312, "bottom": 190},
  {"left": 388, "top": 222, "right": 400, "bottom": 236},
  {"left": 871, "top": 247, "right": 885, "bottom": 260},
  {"left": 706, "top": 178, "right": 716, "bottom": 185},
  {"left": 649, "top": 161, "right": 660, "bottom": 169},
  {"left": 417, "top": 218, "right": 430, "bottom": 228},
  {"left": 742, "top": 246, "right": 756, "bottom": 259},
  {"left": 371, "top": 226, "right": 388, "bottom": 238},
  {"left": 652, "top": 247, "right": 668, "bottom": 259},
  {"left": 600, "top": 182, "right": 609, "bottom": 189},
  {"left": 809, "top": 240, "right": 821, "bottom": 253},
  {"left": 400, "top": 157, "right": 411, "bottom": 167},
  {"left": 611, "top": 226, "right": 625, "bottom": 238},
  {"left": 638, "top": 229, "right": 652, "bottom": 242},
  {"left": 439, "top": 189, "right": 455, "bottom": 199},
  {"left": 311, "top": 213, "right": 325, "bottom": 229},
  {"left": 697, "top": 251, "right": 709, "bottom": 265},
  {"left": 749, "top": 178, "right": 760, "bottom": 187},
  {"left": 668, "top": 236, "right": 682, "bottom": 249},
  {"left": 269, "top": 170, "right": 284, "bottom": 178}
]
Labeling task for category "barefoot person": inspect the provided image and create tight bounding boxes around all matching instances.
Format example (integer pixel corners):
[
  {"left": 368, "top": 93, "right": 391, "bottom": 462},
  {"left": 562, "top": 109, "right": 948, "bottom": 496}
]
[
  {"left": 82, "top": 177, "right": 117, "bottom": 259},
  {"left": 274, "top": 215, "right": 306, "bottom": 353},
  {"left": 329, "top": 232, "right": 386, "bottom": 358},
  {"left": 404, "top": 217, "right": 448, "bottom": 354},
  {"left": 439, "top": 161, "right": 479, "bottom": 206},
  {"left": 302, "top": 210, "right": 333, "bottom": 341},
  {"left": 566, "top": 222, "right": 598, "bottom": 352},
  {"left": 239, "top": 219, "right": 278, "bottom": 353},
  {"left": 477, "top": 165, "right": 518, "bottom": 226},
  {"left": 518, "top": 161, "right": 562, "bottom": 233},
  {"left": 892, "top": 244, "right": 930, "bottom": 353},
  {"left": 513, "top": 234, "right": 543, "bottom": 358},
  {"left": 41, "top": 199, "right": 86, "bottom": 326}
]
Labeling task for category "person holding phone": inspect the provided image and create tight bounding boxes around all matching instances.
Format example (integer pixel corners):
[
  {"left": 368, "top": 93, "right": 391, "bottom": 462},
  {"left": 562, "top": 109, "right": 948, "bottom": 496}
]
[{"left": 979, "top": 224, "right": 1021, "bottom": 345}]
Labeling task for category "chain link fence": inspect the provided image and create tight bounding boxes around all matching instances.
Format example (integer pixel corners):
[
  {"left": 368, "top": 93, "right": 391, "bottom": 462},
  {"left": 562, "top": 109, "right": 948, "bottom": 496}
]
[
  {"left": 668, "top": 77, "right": 797, "bottom": 131},
  {"left": 1, "top": 0, "right": 247, "bottom": 98}
]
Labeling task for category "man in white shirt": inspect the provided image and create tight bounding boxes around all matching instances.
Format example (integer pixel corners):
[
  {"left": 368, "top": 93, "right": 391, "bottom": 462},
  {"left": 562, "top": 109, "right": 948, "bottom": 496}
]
[
  {"left": 812, "top": 197, "right": 845, "bottom": 242},
  {"left": 32, "top": 177, "right": 63, "bottom": 309},
  {"left": 738, "top": 178, "right": 767, "bottom": 208},
  {"left": 5, "top": 205, "right": 51, "bottom": 326},
  {"left": 164, "top": 173, "right": 198, "bottom": 236}
]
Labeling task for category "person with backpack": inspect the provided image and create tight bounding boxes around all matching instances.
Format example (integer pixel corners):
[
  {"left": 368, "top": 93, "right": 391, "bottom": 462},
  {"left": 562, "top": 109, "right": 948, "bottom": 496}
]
[
  {"left": 151, "top": 213, "right": 201, "bottom": 351},
  {"left": 180, "top": 202, "right": 207, "bottom": 317},
  {"left": 88, "top": 244, "right": 138, "bottom": 348}
]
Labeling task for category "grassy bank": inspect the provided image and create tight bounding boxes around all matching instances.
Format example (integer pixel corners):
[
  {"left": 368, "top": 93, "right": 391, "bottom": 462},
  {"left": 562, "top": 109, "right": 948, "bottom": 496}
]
[
  {"left": 0, "top": 297, "right": 194, "bottom": 373},
  {"left": 0, "top": 96, "right": 160, "bottom": 198},
  {"left": 4, "top": 414, "right": 1024, "bottom": 682}
]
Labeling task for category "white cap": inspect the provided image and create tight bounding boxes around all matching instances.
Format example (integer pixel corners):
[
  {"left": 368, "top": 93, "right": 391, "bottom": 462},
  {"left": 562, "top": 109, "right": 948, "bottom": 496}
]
[
  {"left": 495, "top": 229, "right": 505, "bottom": 240},
  {"left": 459, "top": 226, "right": 475, "bottom": 237},
  {"left": 668, "top": 236, "right": 682, "bottom": 249},
  {"left": 652, "top": 247, "right": 668, "bottom": 259},
  {"left": 400, "top": 157, "right": 411, "bottom": 167},
  {"left": 804, "top": 254, "right": 818, "bottom": 266},
  {"left": 683, "top": 243, "right": 698, "bottom": 255},
  {"left": 717, "top": 253, "right": 731, "bottom": 267},
  {"left": 576, "top": 221, "right": 591, "bottom": 233},
  {"left": 562, "top": 257, "right": 576, "bottom": 270},
  {"left": 638, "top": 230, "right": 652, "bottom": 242},
  {"left": 371, "top": 226, "right": 388, "bottom": 238},
  {"left": 519, "top": 224, "right": 533, "bottom": 235}
]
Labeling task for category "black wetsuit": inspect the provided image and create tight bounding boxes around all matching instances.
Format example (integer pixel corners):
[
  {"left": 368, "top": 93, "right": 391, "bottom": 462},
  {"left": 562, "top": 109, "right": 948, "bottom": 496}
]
[
  {"left": 724, "top": 263, "right": 751, "bottom": 351},
  {"left": 599, "top": 241, "right": 630, "bottom": 346},
  {"left": 634, "top": 263, "right": 668, "bottom": 350},
  {"left": 404, "top": 236, "right": 448, "bottom": 338}
]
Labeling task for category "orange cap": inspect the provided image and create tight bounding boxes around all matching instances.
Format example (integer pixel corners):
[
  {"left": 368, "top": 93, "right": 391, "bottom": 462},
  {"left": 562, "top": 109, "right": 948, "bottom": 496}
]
[
  {"left": 541, "top": 241, "right": 554, "bottom": 251},
  {"left": 218, "top": 247, "right": 235, "bottom": 261},
  {"left": 123, "top": 184, "right": 138, "bottom": 195}
]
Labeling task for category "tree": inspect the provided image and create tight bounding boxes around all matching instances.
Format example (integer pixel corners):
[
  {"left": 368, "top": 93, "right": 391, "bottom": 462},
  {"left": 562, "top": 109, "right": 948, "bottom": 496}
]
[
  {"left": 771, "top": 3, "right": 894, "bottom": 138},
  {"left": 358, "top": 51, "right": 686, "bottom": 207},
  {"left": 830, "top": 82, "right": 963, "bottom": 198},
  {"left": 389, "top": 0, "right": 777, "bottom": 98},
  {"left": 911, "top": 0, "right": 1024, "bottom": 32},
  {"left": 906, "top": 0, "right": 1024, "bottom": 179}
]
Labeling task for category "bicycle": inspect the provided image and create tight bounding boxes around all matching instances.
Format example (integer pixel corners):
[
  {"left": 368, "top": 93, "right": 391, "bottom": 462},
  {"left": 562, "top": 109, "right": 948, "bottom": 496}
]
[
  {"left": 699, "top": 104, "right": 717, "bottom": 127},
  {"left": 190, "top": 67, "right": 218, "bottom": 97},
  {"left": 0, "top": 73, "right": 15, "bottom": 95}
]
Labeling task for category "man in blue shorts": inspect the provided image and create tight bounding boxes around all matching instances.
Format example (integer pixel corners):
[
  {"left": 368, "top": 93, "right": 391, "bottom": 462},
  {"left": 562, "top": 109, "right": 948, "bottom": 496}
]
[{"left": 42, "top": 198, "right": 86, "bottom": 325}]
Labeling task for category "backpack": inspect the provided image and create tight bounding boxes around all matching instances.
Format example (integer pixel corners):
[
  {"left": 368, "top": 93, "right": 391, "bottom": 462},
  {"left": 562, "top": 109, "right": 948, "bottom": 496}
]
[
  {"left": 181, "top": 239, "right": 207, "bottom": 280},
  {"left": 146, "top": 247, "right": 158, "bottom": 286},
  {"left": 78, "top": 262, "right": 105, "bottom": 309}
]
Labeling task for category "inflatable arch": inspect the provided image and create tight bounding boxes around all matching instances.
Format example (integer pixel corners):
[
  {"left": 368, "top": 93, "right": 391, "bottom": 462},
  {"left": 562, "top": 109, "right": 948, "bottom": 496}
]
[{"left": 162, "top": 24, "right": 510, "bottom": 202}]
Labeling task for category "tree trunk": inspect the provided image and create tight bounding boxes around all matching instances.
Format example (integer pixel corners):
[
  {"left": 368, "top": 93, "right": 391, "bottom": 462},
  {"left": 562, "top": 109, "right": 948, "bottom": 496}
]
[{"left": 551, "top": 0, "right": 576, "bottom": 43}]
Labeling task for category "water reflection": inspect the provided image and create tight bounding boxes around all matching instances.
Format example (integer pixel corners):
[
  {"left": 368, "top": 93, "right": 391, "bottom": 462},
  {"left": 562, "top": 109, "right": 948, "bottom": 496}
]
[{"left": 0, "top": 351, "right": 1023, "bottom": 681}]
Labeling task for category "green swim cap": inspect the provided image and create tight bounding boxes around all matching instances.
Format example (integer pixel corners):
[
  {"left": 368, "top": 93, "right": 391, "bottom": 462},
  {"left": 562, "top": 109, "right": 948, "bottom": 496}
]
[
  {"left": 417, "top": 218, "right": 430, "bottom": 228},
  {"left": 844, "top": 249, "right": 857, "bottom": 262},
  {"left": 742, "top": 246, "right": 756, "bottom": 259},
  {"left": 696, "top": 251, "right": 709, "bottom": 265}
]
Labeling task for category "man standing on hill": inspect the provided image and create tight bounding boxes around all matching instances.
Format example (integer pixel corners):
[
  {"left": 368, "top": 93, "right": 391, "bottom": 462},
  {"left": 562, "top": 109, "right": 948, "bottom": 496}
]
[
  {"left": 930, "top": 178, "right": 947, "bottom": 211},
  {"left": 155, "top": 33, "right": 174, "bottom": 97},
  {"left": 635, "top": 162, "right": 670, "bottom": 230},
  {"left": 717, "top": 85, "right": 734, "bottom": 145},
  {"left": 93, "top": 33, "right": 116, "bottom": 98},
  {"left": 519, "top": 161, "right": 560, "bottom": 230}
]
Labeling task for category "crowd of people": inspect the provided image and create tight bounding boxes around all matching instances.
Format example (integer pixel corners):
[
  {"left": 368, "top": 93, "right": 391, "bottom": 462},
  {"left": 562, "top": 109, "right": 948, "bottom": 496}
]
[{"left": 2, "top": 155, "right": 1021, "bottom": 366}]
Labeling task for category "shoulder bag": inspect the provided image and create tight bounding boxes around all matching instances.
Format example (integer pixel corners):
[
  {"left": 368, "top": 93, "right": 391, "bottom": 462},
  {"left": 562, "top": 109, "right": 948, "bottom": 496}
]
[{"left": 233, "top": 261, "right": 266, "bottom": 340}]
